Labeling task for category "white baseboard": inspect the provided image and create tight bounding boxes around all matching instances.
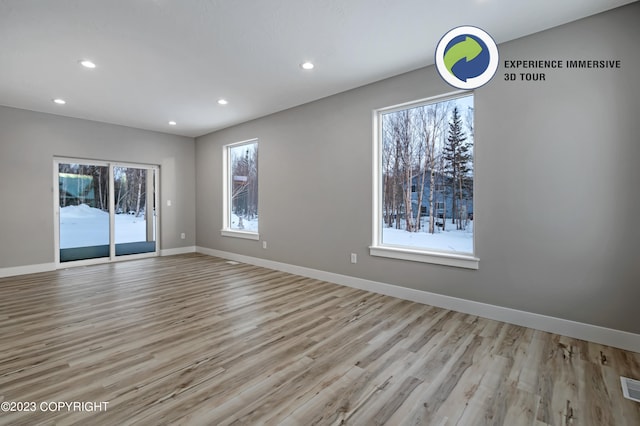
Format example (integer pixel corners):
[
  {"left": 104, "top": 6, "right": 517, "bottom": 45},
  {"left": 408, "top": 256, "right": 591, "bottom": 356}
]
[
  {"left": 0, "top": 247, "right": 196, "bottom": 278},
  {"left": 0, "top": 263, "right": 56, "bottom": 278},
  {"left": 196, "top": 246, "right": 640, "bottom": 354},
  {"left": 160, "top": 246, "right": 196, "bottom": 256}
]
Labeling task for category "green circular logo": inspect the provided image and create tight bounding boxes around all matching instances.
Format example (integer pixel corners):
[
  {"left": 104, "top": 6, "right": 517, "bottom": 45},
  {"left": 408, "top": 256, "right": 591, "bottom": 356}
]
[{"left": 436, "top": 26, "right": 498, "bottom": 89}]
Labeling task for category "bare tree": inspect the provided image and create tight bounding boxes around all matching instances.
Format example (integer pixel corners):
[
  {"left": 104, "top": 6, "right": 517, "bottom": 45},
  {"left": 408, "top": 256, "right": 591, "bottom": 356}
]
[
  {"left": 134, "top": 168, "right": 144, "bottom": 217},
  {"left": 382, "top": 113, "right": 404, "bottom": 230},
  {"left": 396, "top": 109, "right": 415, "bottom": 232},
  {"left": 382, "top": 118, "right": 396, "bottom": 228},
  {"left": 413, "top": 107, "right": 427, "bottom": 232},
  {"left": 417, "top": 101, "right": 450, "bottom": 234}
]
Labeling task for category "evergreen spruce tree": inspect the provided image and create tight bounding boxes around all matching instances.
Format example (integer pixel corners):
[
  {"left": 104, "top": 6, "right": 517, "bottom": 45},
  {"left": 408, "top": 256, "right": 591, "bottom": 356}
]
[{"left": 443, "top": 107, "right": 471, "bottom": 229}]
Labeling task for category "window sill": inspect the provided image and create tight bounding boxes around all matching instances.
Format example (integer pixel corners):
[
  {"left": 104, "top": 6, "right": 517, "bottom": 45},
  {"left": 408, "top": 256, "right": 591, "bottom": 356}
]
[
  {"left": 221, "top": 229, "right": 260, "bottom": 240},
  {"left": 369, "top": 245, "right": 479, "bottom": 270}
]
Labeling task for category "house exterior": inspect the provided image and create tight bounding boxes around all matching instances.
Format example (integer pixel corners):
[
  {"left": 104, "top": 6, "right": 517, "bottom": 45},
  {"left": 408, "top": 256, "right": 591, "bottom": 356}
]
[{"left": 410, "top": 172, "right": 473, "bottom": 222}]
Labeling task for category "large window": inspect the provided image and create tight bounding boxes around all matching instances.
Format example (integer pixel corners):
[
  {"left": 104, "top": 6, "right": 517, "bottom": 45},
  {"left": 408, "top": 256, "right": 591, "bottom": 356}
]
[
  {"left": 222, "top": 139, "right": 259, "bottom": 239},
  {"left": 371, "top": 93, "right": 478, "bottom": 269}
]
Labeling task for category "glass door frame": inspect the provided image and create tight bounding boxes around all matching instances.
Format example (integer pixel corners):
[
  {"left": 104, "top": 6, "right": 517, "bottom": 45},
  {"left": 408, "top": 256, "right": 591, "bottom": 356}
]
[{"left": 53, "top": 157, "right": 160, "bottom": 268}]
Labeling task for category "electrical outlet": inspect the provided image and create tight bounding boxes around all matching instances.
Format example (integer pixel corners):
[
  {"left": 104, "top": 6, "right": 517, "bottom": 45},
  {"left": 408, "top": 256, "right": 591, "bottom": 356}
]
[
  {"left": 262, "top": 241, "right": 267, "bottom": 249},
  {"left": 180, "top": 233, "right": 186, "bottom": 239},
  {"left": 167, "top": 199, "right": 172, "bottom": 206},
  {"left": 350, "top": 253, "right": 357, "bottom": 264}
]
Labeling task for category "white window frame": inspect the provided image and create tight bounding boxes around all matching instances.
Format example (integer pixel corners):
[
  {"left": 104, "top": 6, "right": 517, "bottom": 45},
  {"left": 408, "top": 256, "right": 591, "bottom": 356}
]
[
  {"left": 370, "top": 92, "right": 479, "bottom": 269},
  {"left": 221, "top": 138, "right": 259, "bottom": 240}
]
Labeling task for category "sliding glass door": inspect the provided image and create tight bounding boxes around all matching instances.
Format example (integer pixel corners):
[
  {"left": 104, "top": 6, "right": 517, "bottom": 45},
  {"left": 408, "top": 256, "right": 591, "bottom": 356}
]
[
  {"left": 55, "top": 159, "right": 158, "bottom": 265},
  {"left": 113, "top": 166, "right": 157, "bottom": 257}
]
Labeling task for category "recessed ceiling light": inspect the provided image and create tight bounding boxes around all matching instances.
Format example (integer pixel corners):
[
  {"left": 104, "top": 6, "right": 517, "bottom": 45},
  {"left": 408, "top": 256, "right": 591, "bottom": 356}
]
[
  {"left": 80, "top": 60, "right": 96, "bottom": 69},
  {"left": 218, "top": 99, "right": 228, "bottom": 105},
  {"left": 168, "top": 121, "right": 177, "bottom": 126},
  {"left": 301, "top": 61, "right": 314, "bottom": 70},
  {"left": 53, "top": 98, "right": 66, "bottom": 105}
]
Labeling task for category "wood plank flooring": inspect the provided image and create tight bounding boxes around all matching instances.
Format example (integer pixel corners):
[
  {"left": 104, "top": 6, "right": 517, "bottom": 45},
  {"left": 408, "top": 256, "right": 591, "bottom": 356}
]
[{"left": 1, "top": 253, "right": 639, "bottom": 425}]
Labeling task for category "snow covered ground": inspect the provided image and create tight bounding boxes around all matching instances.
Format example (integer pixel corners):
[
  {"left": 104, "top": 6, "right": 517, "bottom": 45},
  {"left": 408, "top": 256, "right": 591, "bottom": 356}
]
[
  {"left": 382, "top": 219, "right": 473, "bottom": 253},
  {"left": 60, "top": 205, "right": 470, "bottom": 254},
  {"left": 60, "top": 204, "right": 152, "bottom": 248},
  {"left": 230, "top": 213, "right": 258, "bottom": 232}
]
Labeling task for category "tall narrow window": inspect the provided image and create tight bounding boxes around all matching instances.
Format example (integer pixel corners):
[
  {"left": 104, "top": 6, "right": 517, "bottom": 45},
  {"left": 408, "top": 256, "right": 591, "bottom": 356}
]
[
  {"left": 222, "top": 139, "right": 259, "bottom": 239},
  {"left": 371, "top": 93, "right": 478, "bottom": 269}
]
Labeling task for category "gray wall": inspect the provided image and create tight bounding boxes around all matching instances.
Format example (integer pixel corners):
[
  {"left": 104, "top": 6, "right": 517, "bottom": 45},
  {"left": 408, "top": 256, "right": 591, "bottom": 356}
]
[
  {"left": 0, "top": 107, "right": 196, "bottom": 268},
  {"left": 196, "top": 3, "right": 640, "bottom": 333}
]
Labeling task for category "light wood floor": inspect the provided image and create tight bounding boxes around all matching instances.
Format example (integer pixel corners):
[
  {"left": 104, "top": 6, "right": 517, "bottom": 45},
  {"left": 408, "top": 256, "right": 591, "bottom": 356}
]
[{"left": 1, "top": 254, "right": 639, "bottom": 425}]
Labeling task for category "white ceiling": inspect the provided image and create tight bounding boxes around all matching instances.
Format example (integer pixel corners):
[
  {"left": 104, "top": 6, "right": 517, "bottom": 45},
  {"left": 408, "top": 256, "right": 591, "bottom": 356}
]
[{"left": 0, "top": 0, "right": 634, "bottom": 138}]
